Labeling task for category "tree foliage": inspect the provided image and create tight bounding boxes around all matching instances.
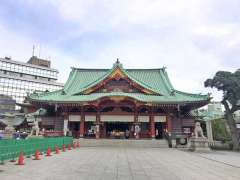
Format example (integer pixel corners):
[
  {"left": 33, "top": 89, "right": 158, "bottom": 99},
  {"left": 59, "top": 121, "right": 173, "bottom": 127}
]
[
  {"left": 205, "top": 70, "right": 240, "bottom": 150},
  {"left": 205, "top": 70, "right": 240, "bottom": 111},
  {"left": 212, "top": 119, "right": 231, "bottom": 142}
]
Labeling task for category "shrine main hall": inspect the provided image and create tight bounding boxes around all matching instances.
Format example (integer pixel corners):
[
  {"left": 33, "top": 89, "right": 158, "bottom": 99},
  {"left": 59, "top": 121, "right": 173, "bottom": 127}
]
[{"left": 27, "top": 61, "right": 210, "bottom": 139}]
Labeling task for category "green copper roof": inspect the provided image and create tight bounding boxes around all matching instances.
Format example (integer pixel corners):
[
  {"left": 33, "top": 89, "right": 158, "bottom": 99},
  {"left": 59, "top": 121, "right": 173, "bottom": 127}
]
[
  {"left": 28, "top": 62, "right": 210, "bottom": 105},
  {"left": 63, "top": 62, "right": 171, "bottom": 95},
  {"left": 29, "top": 91, "right": 209, "bottom": 104}
]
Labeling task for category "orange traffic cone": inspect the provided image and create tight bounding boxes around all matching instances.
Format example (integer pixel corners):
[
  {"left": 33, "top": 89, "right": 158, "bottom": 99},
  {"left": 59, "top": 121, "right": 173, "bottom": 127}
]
[
  {"left": 73, "top": 142, "right": 76, "bottom": 149},
  {"left": 16, "top": 151, "right": 24, "bottom": 165},
  {"left": 62, "top": 144, "right": 66, "bottom": 152},
  {"left": 33, "top": 149, "right": 40, "bottom": 160},
  {"left": 77, "top": 142, "right": 80, "bottom": 148},
  {"left": 68, "top": 144, "right": 71, "bottom": 150},
  {"left": 46, "top": 147, "right": 51, "bottom": 156},
  {"left": 55, "top": 146, "right": 60, "bottom": 154}
]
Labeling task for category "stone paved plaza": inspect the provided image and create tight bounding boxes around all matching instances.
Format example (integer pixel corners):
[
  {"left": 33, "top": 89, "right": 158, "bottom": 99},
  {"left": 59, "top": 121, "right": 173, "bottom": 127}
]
[{"left": 1, "top": 147, "right": 240, "bottom": 180}]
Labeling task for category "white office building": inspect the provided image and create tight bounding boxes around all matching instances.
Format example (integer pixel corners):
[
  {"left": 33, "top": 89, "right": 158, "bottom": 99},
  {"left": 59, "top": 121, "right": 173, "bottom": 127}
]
[{"left": 0, "top": 56, "right": 63, "bottom": 110}]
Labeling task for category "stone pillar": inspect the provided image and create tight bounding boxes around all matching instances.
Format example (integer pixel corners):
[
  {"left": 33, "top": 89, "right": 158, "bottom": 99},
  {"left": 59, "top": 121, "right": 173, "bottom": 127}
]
[
  {"left": 80, "top": 108, "right": 85, "bottom": 138},
  {"left": 96, "top": 110, "right": 100, "bottom": 139},
  {"left": 206, "top": 120, "right": 213, "bottom": 142}
]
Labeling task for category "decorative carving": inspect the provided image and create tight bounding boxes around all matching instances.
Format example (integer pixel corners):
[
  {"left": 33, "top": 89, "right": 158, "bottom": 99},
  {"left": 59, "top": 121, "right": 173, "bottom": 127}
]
[
  {"left": 109, "top": 96, "right": 126, "bottom": 102},
  {"left": 110, "top": 67, "right": 126, "bottom": 79}
]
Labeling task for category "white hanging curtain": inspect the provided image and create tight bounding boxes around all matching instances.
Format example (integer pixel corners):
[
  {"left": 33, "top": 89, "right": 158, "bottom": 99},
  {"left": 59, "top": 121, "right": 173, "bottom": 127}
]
[
  {"left": 138, "top": 116, "right": 149, "bottom": 122},
  {"left": 154, "top": 116, "right": 166, "bottom": 122},
  {"left": 69, "top": 115, "right": 80, "bottom": 122},
  {"left": 85, "top": 115, "right": 96, "bottom": 122}
]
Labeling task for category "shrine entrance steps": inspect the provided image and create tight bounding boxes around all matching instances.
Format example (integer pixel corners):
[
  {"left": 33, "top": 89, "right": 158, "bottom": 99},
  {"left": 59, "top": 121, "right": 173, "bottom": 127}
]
[{"left": 74, "top": 139, "right": 169, "bottom": 148}]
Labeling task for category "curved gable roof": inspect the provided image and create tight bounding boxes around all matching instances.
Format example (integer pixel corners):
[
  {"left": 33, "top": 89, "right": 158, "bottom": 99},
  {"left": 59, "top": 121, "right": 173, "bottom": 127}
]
[
  {"left": 62, "top": 62, "right": 173, "bottom": 96},
  {"left": 28, "top": 61, "right": 210, "bottom": 106}
]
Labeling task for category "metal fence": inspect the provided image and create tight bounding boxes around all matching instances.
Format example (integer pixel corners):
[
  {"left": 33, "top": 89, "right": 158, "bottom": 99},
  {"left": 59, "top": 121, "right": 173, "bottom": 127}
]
[{"left": 0, "top": 137, "right": 73, "bottom": 163}]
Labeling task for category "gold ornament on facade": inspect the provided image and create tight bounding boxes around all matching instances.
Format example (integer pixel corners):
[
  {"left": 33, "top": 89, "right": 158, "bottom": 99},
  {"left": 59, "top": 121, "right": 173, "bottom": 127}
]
[{"left": 109, "top": 96, "right": 126, "bottom": 102}]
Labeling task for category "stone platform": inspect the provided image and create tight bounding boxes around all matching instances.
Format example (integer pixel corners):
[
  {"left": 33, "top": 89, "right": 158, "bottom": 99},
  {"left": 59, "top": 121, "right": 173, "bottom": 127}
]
[
  {"left": 188, "top": 137, "right": 211, "bottom": 152},
  {"left": 75, "top": 139, "right": 169, "bottom": 148}
]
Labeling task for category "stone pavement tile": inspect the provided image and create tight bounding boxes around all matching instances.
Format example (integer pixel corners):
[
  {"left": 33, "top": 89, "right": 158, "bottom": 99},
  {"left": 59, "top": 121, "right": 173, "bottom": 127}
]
[
  {"left": 84, "top": 174, "right": 104, "bottom": 180},
  {"left": 100, "top": 172, "right": 116, "bottom": 180},
  {"left": 147, "top": 171, "right": 177, "bottom": 179},
  {"left": 117, "top": 175, "right": 132, "bottom": 180},
  {"left": 132, "top": 170, "right": 146, "bottom": 175},
  {"left": 118, "top": 170, "right": 132, "bottom": 176},
  {"left": 196, "top": 151, "right": 240, "bottom": 168},
  {"left": 105, "top": 168, "right": 116, "bottom": 173},
  {"left": 150, "top": 176, "right": 178, "bottom": 180},
  {"left": 132, "top": 174, "right": 149, "bottom": 180},
  {"left": 73, "top": 173, "right": 89, "bottom": 180}
]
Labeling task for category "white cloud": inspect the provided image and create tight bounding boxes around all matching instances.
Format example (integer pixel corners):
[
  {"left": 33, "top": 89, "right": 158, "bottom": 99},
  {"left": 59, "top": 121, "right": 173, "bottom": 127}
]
[
  {"left": 47, "top": 0, "right": 211, "bottom": 39},
  {"left": 193, "top": 24, "right": 234, "bottom": 37},
  {"left": 0, "top": 24, "right": 80, "bottom": 83}
]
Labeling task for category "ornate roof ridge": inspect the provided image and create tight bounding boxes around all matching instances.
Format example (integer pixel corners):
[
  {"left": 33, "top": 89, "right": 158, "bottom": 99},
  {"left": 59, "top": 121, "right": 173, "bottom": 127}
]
[
  {"left": 71, "top": 60, "right": 166, "bottom": 71},
  {"left": 71, "top": 67, "right": 165, "bottom": 71}
]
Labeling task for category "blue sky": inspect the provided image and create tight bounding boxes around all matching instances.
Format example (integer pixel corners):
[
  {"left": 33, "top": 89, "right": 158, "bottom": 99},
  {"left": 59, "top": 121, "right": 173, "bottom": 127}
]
[{"left": 0, "top": 0, "right": 240, "bottom": 101}]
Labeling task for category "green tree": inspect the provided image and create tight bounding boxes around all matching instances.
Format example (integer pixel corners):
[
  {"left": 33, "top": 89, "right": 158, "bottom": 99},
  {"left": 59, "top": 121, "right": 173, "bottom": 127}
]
[
  {"left": 212, "top": 118, "right": 231, "bottom": 142},
  {"left": 205, "top": 70, "right": 240, "bottom": 150}
]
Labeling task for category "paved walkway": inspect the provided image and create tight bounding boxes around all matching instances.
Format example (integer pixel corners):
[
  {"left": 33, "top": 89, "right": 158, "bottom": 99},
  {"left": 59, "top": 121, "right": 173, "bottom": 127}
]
[
  {"left": 0, "top": 148, "right": 240, "bottom": 180},
  {"left": 197, "top": 150, "right": 240, "bottom": 168}
]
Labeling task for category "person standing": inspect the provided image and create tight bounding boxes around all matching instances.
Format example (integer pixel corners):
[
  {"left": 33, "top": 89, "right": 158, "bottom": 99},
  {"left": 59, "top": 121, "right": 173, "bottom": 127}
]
[
  {"left": 125, "top": 129, "right": 130, "bottom": 139},
  {"left": 155, "top": 129, "right": 159, "bottom": 139}
]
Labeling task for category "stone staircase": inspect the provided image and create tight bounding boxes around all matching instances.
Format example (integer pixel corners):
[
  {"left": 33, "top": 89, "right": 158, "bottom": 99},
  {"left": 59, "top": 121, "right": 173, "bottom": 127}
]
[{"left": 74, "top": 139, "right": 169, "bottom": 148}]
